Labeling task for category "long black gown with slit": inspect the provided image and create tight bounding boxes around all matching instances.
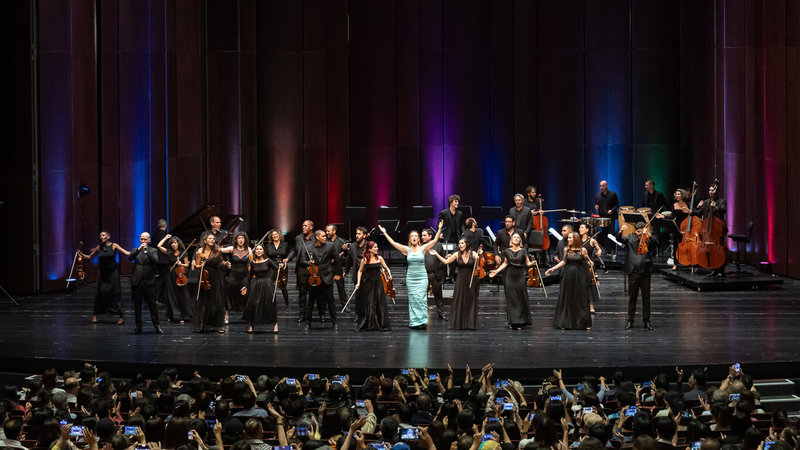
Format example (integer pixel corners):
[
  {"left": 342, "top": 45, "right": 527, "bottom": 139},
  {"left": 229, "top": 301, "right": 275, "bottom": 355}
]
[
  {"left": 502, "top": 248, "right": 532, "bottom": 328},
  {"left": 553, "top": 249, "right": 592, "bottom": 330}
]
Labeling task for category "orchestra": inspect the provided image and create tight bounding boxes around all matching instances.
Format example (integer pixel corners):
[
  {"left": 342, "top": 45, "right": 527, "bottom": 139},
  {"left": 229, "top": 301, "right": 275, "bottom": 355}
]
[{"left": 73, "top": 178, "right": 729, "bottom": 334}]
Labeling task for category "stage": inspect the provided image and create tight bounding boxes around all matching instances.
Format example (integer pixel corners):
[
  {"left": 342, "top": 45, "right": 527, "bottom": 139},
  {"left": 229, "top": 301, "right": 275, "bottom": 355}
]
[{"left": 1, "top": 262, "right": 798, "bottom": 382}]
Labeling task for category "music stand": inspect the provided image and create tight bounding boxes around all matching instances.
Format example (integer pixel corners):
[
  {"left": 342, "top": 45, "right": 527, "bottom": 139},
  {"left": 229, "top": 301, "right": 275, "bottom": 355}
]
[
  {"left": 377, "top": 207, "right": 400, "bottom": 232},
  {"left": 457, "top": 205, "right": 473, "bottom": 219},
  {"left": 345, "top": 206, "right": 367, "bottom": 240},
  {"left": 622, "top": 213, "right": 647, "bottom": 228},
  {"left": 402, "top": 205, "right": 433, "bottom": 234}
]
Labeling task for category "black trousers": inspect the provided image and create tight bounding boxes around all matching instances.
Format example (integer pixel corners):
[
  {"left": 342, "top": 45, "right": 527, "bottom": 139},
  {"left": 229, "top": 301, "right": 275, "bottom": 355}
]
[
  {"left": 132, "top": 284, "right": 160, "bottom": 327},
  {"left": 296, "top": 269, "right": 310, "bottom": 320},
  {"left": 427, "top": 271, "right": 445, "bottom": 316},
  {"left": 627, "top": 271, "right": 651, "bottom": 323},
  {"left": 333, "top": 275, "right": 348, "bottom": 307},
  {"left": 307, "top": 283, "right": 337, "bottom": 323}
]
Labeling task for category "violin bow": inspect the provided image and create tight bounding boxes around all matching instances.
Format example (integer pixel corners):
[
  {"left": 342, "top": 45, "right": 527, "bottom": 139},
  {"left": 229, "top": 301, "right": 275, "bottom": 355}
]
[
  {"left": 171, "top": 239, "right": 197, "bottom": 271},
  {"left": 533, "top": 257, "right": 548, "bottom": 298},
  {"left": 271, "top": 264, "right": 282, "bottom": 303},
  {"left": 341, "top": 285, "right": 358, "bottom": 314},
  {"left": 469, "top": 251, "right": 479, "bottom": 288},
  {"left": 66, "top": 249, "right": 80, "bottom": 289},
  {"left": 195, "top": 258, "right": 206, "bottom": 301}
]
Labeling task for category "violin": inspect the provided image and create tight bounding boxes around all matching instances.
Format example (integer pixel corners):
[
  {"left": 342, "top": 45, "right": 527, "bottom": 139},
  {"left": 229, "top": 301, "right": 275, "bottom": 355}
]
[
  {"left": 380, "top": 267, "right": 397, "bottom": 298},
  {"left": 277, "top": 266, "right": 289, "bottom": 289},
  {"left": 474, "top": 253, "right": 487, "bottom": 279},
  {"left": 635, "top": 207, "right": 661, "bottom": 255},
  {"left": 482, "top": 251, "right": 497, "bottom": 273},
  {"left": 588, "top": 266, "right": 599, "bottom": 286},
  {"left": 200, "top": 267, "right": 210, "bottom": 290},
  {"left": 526, "top": 266, "right": 541, "bottom": 287},
  {"left": 76, "top": 247, "right": 85, "bottom": 281},
  {"left": 175, "top": 265, "right": 188, "bottom": 287},
  {"left": 307, "top": 262, "right": 322, "bottom": 286}
]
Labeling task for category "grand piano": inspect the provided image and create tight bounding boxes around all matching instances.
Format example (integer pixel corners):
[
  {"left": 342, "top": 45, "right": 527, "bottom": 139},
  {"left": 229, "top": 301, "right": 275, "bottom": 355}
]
[{"left": 169, "top": 203, "right": 244, "bottom": 252}]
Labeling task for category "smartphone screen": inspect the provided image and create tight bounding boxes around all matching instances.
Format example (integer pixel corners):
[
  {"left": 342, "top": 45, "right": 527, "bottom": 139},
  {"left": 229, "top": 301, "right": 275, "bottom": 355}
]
[
  {"left": 70, "top": 426, "right": 83, "bottom": 437},
  {"left": 691, "top": 442, "right": 702, "bottom": 450},
  {"left": 124, "top": 426, "right": 137, "bottom": 435},
  {"left": 400, "top": 428, "right": 419, "bottom": 440},
  {"left": 355, "top": 400, "right": 365, "bottom": 407},
  {"left": 503, "top": 402, "right": 514, "bottom": 410},
  {"left": 308, "top": 374, "right": 318, "bottom": 380},
  {"left": 625, "top": 406, "right": 638, "bottom": 417},
  {"left": 286, "top": 378, "right": 296, "bottom": 385},
  {"left": 550, "top": 395, "right": 563, "bottom": 402}
]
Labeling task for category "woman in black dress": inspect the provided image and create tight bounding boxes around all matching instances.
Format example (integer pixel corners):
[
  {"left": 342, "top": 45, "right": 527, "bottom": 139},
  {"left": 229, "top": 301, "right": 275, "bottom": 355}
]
[
  {"left": 265, "top": 229, "right": 293, "bottom": 311},
  {"left": 241, "top": 244, "right": 281, "bottom": 334},
  {"left": 191, "top": 233, "right": 232, "bottom": 333},
  {"left": 224, "top": 232, "right": 251, "bottom": 314},
  {"left": 670, "top": 188, "right": 691, "bottom": 270},
  {"left": 156, "top": 234, "right": 193, "bottom": 323},
  {"left": 578, "top": 223, "right": 602, "bottom": 314},
  {"left": 354, "top": 241, "right": 391, "bottom": 331},
  {"left": 431, "top": 238, "right": 480, "bottom": 330},
  {"left": 79, "top": 231, "right": 131, "bottom": 325},
  {"left": 545, "top": 232, "right": 593, "bottom": 330},
  {"left": 488, "top": 233, "right": 533, "bottom": 330}
]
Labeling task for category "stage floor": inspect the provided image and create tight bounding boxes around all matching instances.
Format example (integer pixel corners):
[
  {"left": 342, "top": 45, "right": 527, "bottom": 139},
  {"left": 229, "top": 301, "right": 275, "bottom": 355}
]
[{"left": 1, "top": 264, "right": 798, "bottom": 381}]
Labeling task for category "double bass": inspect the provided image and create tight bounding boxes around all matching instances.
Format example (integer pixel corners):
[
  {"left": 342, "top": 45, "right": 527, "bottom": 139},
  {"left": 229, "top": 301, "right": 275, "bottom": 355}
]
[
  {"left": 677, "top": 182, "right": 702, "bottom": 267},
  {"left": 530, "top": 195, "right": 550, "bottom": 251},
  {"left": 695, "top": 178, "right": 727, "bottom": 269}
]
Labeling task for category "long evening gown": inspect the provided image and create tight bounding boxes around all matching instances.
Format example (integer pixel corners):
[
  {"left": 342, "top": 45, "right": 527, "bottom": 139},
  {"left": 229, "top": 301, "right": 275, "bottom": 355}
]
[
  {"left": 502, "top": 248, "right": 532, "bottom": 328},
  {"left": 451, "top": 253, "right": 479, "bottom": 330},
  {"left": 165, "top": 254, "right": 193, "bottom": 321},
  {"left": 406, "top": 248, "right": 429, "bottom": 327},
  {"left": 553, "top": 249, "right": 592, "bottom": 330},
  {"left": 226, "top": 251, "right": 250, "bottom": 312},
  {"left": 94, "top": 244, "right": 123, "bottom": 317},
  {"left": 357, "top": 262, "right": 391, "bottom": 331},
  {"left": 582, "top": 239, "right": 600, "bottom": 306},
  {"left": 242, "top": 259, "right": 279, "bottom": 327},
  {"left": 193, "top": 253, "right": 226, "bottom": 332}
]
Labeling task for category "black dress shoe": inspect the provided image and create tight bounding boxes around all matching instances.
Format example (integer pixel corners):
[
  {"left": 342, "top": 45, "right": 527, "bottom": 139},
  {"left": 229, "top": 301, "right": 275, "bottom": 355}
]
[
  {"left": 439, "top": 313, "right": 448, "bottom": 321},
  {"left": 154, "top": 326, "right": 165, "bottom": 334},
  {"left": 304, "top": 323, "right": 310, "bottom": 331},
  {"left": 320, "top": 317, "right": 326, "bottom": 323},
  {"left": 644, "top": 322, "right": 653, "bottom": 331},
  {"left": 625, "top": 321, "right": 633, "bottom": 331},
  {"left": 130, "top": 327, "right": 142, "bottom": 335}
]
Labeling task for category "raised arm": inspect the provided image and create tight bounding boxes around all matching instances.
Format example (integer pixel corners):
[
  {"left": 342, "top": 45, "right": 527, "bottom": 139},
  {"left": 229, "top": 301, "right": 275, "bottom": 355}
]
[
  {"left": 378, "top": 224, "right": 407, "bottom": 254},
  {"left": 81, "top": 245, "right": 100, "bottom": 259},
  {"left": 157, "top": 234, "right": 171, "bottom": 254},
  {"left": 218, "top": 245, "right": 234, "bottom": 254},
  {"left": 421, "top": 219, "right": 445, "bottom": 253},
  {"left": 113, "top": 243, "right": 131, "bottom": 257},
  {"left": 431, "top": 249, "right": 457, "bottom": 265}
]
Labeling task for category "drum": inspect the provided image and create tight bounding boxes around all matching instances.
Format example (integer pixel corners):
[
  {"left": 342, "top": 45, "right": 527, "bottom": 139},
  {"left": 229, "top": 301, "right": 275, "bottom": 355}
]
[
  {"left": 636, "top": 207, "right": 652, "bottom": 214},
  {"left": 619, "top": 206, "right": 636, "bottom": 237}
]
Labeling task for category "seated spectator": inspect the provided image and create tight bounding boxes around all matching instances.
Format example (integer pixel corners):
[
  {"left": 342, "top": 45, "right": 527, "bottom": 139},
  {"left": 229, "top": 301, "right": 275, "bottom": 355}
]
[
  {"left": 233, "top": 391, "right": 269, "bottom": 420},
  {"left": 1, "top": 418, "right": 27, "bottom": 450}
]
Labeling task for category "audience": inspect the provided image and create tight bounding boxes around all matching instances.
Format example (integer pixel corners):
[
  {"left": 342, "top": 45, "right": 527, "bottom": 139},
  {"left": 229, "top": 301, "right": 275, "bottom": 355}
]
[{"left": 0, "top": 364, "right": 791, "bottom": 450}]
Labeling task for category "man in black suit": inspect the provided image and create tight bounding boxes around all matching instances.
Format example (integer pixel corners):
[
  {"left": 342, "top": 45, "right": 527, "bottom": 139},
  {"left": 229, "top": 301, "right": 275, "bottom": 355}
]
[
  {"left": 307, "top": 230, "right": 337, "bottom": 329},
  {"left": 508, "top": 194, "right": 532, "bottom": 239},
  {"left": 422, "top": 228, "right": 446, "bottom": 320},
  {"left": 294, "top": 220, "right": 315, "bottom": 323},
  {"left": 437, "top": 194, "right": 465, "bottom": 244},
  {"left": 595, "top": 180, "right": 620, "bottom": 253},
  {"left": 128, "top": 232, "right": 164, "bottom": 335},
  {"left": 151, "top": 218, "right": 169, "bottom": 304},
  {"left": 621, "top": 222, "right": 658, "bottom": 331},
  {"left": 523, "top": 185, "right": 542, "bottom": 211},
  {"left": 493, "top": 215, "right": 524, "bottom": 265},
  {"left": 325, "top": 224, "right": 349, "bottom": 311},
  {"left": 641, "top": 180, "right": 668, "bottom": 255}
]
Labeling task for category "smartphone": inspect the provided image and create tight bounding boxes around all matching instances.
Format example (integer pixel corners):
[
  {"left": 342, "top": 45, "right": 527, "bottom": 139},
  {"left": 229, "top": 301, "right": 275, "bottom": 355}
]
[
  {"left": 642, "top": 381, "right": 651, "bottom": 388},
  {"left": 206, "top": 419, "right": 216, "bottom": 429},
  {"left": 583, "top": 407, "right": 593, "bottom": 415},
  {"left": 308, "top": 374, "right": 319, "bottom": 380},
  {"left": 60, "top": 420, "right": 68, "bottom": 426},
  {"left": 401, "top": 369, "right": 410, "bottom": 375},
  {"left": 400, "top": 427, "right": 419, "bottom": 441},
  {"left": 429, "top": 374, "right": 437, "bottom": 380},
  {"left": 495, "top": 380, "right": 502, "bottom": 389},
  {"left": 136, "top": 446, "right": 149, "bottom": 450},
  {"left": 503, "top": 402, "right": 514, "bottom": 410},
  {"left": 69, "top": 426, "right": 83, "bottom": 437},
  {"left": 529, "top": 412, "right": 536, "bottom": 421},
  {"left": 130, "top": 392, "right": 137, "bottom": 398},
  {"left": 682, "top": 411, "right": 691, "bottom": 418},
  {"left": 501, "top": 380, "right": 510, "bottom": 387},
  {"left": 764, "top": 441, "right": 774, "bottom": 450},
  {"left": 124, "top": 426, "right": 137, "bottom": 436},
  {"left": 331, "top": 380, "right": 343, "bottom": 384},
  {"left": 625, "top": 406, "right": 638, "bottom": 417},
  {"left": 729, "top": 394, "right": 740, "bottom": 401},
  {"left": 495, "top": 397, "right": 505, "bottom": 404},
  {"left": 488, "top": 417, "right": 500, "bottom": 421},
  {"left": 286, "top": 378, "right": 296, "bottom": 385},
  {"left": 691, "top": 441, "right": 702, "bottom": 450},
  {"left": 482, "top": 434, "right": 494, "bottom": 442},
  {"left": 577, "top": 383, "right": 584, "bottom": 391},
  {"left": 371, "top": 444, "right": 386, "bottom": 450},
  {"left": 734, "top": 363, "right": 741, "bottom": 373},
  {"left": 236, "top": 375, "right": 245, "bottom": 382},
  {"left": 275, "top": 447, "right": 294, "bottom": 450},
  {"left": 296, "top": 427, "right": 309, "bottom": 437},
  {"left": 97, "top": 377, "right": 104, "bottom": 383},
  {"left": 188, "top": 431, "right": 194, "bottom": 440},
  {"left": 209, "top": 401, "right": 215, "bottom": 410},
  {"left": 356, "top": 400, "right": 366, "bottom": 407},
  {"left": 550, "top": 395, "right": 563, "bottom": 402}
]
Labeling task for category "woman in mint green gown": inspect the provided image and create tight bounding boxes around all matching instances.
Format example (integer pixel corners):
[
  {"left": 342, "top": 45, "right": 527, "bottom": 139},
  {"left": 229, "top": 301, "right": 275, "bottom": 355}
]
[{"left": 378, "top": 221, "right": 443, "bottom": 329}]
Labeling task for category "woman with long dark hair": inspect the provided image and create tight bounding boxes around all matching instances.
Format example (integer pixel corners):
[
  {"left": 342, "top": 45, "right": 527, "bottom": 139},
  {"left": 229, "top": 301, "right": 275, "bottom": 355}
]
[
  {"left": 192, "top": 233, "right": 232, "bottom": 333},
  {"left": 488, "top": 233, "right": 533, "bottom": 330},
  {"left": 156, "top": 234, "right": 193, "bottom": 323},
  {"left": 240, "top": 244, "right": 281, "bottom": 334},
  {"left": 354, "top": 241, "right": 392, "bottom": 331},
  {"left": 545, "top": 231, "right": 593, "bottom": 330},
  {"left": 224, "top": 232, "right": 251, "bottom": 314},
  {"left": 79, "top": 231, "right": 131, "bottom": 325},
  {"left": 431, "top": 237, "right": 480, "bottom": 330},
  {"left": 265, "top": 229, "right": 293, "bottom": 311}
]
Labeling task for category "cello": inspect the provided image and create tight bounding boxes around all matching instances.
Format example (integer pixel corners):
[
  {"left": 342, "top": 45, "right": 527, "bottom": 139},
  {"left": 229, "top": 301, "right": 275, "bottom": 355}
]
[
  {"left": 677, "top": 182, "right": 702, "bottom": 267},
  {"left": 530, "top": 195, "right": 550, "bottom": 251},
  {"left": 694, "top": 178, "right": 727, "bottom": 269}
]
